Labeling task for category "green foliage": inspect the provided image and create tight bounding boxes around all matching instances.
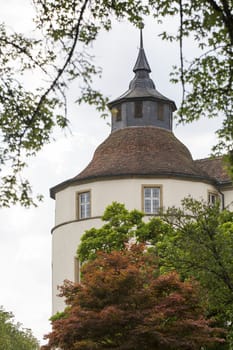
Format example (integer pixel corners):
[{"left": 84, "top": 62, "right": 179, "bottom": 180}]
[
  {"left": 43, "top": 245, "right": 224, "bottom": 350},
  {"left": 77, "top": 201, "right": 174, "bottom": 262},
  {"left": 78, "top": 200, "right": 233, "bottom": 348},
  {"left": 151, "top": 0, "right": 233, "bottom": 157},
  {"left": 77, "top": 202, "right": 145, "bottom": 262},
  {"left": 0, "top": 306, "right": 39, "bottom": 350},
  {"left": 49, "top": 311, "right": 66, "bottom": 322},
  {"left": 0, "top": 21, "right": 61, "bottom": 206},
  {"left": 155, "top": 198, "right": 233, "bottom": 348}
]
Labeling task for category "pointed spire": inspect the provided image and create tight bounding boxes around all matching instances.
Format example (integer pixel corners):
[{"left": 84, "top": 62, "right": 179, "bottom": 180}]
[
  {"left": 140, "top": 27, "right": 143, "bottom": 49},
  {"left": 133, "top": 28, "right": 151, "bottom": 73},
  {"left": 129, "top": 27, "right": 155, "bottom": 90}
]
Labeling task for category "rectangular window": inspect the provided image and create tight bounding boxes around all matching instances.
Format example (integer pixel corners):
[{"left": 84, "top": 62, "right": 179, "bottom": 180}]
[
  {"left": 111, "top": 105, "right": 122, "bottom": 121},
  {"left": 157, "top": 102, "right": 164, "bottom": 121},
  {"left": 135, "top": 101, "right": 143, "bottom": 118},
  {"left": 208, "top": 191, "right": 219, "bottom": 206},
  {"left": 143, "top": 186, "right": 161, "bottom": 214},
  {"left": 77, "top": 191, "right": 91, "bottom": 219}
]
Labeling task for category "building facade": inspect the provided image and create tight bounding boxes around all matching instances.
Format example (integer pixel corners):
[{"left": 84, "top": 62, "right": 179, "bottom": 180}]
[{"left": 50, "top": 32, "right": 233, "bottom": 313}]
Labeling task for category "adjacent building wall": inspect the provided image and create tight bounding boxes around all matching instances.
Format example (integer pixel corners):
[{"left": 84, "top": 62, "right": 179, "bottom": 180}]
[{"left": 222, "top": 186, "right": 233, "bottom": 210}]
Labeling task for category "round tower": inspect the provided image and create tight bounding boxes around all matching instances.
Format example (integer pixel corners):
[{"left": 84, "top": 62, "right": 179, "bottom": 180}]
[{"left": 50, "top": 31, "right": 219, "bottom": 313}]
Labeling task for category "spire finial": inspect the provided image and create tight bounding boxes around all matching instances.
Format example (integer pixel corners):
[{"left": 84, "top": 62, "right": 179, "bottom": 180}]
[
  {"left": 140, "top": 27, "right": 143, "bottom": 49},
  {"left": 133, "top": 25, "right": 151, "bottom": 73}
]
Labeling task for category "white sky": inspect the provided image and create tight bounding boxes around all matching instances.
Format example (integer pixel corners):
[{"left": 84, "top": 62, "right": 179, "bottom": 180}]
[{"left": 0, "top": 0, "right": 223, "bottom": 345}]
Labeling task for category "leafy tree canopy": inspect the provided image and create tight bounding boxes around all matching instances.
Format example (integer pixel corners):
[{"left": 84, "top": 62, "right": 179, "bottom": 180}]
[
  {"left": 77, "top": 200, "right": 233, "bottom": 348},
  {"left": 0, "top": 306, "right": 39, "bottom": 350},
  {"left": 1, "top": 0, "right": 233, "bottom": 206},
  {"left": 155, "top": 198, "right": 233, "bottom": 345},
  {"left": 43, "top": 245, "right": 224, "bottom": 350},
  {"left": 77, "top": 202, "right": 145, "bottom": 262}
]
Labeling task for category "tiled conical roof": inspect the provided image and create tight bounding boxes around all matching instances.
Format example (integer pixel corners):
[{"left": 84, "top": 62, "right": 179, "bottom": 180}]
[
  {"left": 74, "top": 127, "right": 208, "bottom": 180},
  {"left": 50, "top": 127, "right": 215, "bottom": 198}
]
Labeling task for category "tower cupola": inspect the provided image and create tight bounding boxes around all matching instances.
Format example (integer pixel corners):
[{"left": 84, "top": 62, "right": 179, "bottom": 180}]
[{"left": 108, "top": 30, "right": 176, "bottom": 132}]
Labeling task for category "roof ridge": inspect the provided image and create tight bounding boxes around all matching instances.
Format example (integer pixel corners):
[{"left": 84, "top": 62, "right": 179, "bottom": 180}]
[{"left": 195, "top": 156, "right": 223, "bottom": 162}]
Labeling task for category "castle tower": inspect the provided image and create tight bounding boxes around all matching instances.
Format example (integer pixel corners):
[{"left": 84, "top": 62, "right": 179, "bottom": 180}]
[{"left": 50, "top": 31, "right": 233, "bottom": 313}]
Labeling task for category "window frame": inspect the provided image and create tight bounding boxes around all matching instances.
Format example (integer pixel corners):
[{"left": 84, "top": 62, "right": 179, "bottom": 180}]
[
  {"left": 135, "top": 101, "right": 143, "bottom": 118},
  {"left": 208, "top": 190, "right": 219, "bottom": 206},
  {"left": 76, "top": 190, "right": 91, "bottom": 220},
  {"left": 142, "top": 185, "right": 162, "bottom": 214},
  {"left": 157, "top": 102, "right": 164, "bottom": 121},
  {"left": 111, "top": 105, "right": 122, "bottom": 121}
]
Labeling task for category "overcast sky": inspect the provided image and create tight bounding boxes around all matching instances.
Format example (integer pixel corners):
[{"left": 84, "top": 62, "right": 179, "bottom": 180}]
[{"left": 0, "top": 0, "right": 224, "bottom": 345}]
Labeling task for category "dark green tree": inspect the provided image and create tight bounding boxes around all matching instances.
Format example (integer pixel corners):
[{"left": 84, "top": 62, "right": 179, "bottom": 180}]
[
  {"left": 154, "top": 198, "right": 233, "bottom": 347},
  {"left": 77, "top": 202, "right": 145, "bottom": 262},
  {"left": 0, "top": 306, "right": 39, "bottom": 350}
]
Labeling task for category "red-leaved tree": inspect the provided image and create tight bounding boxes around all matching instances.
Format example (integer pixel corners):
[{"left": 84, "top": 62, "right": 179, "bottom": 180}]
[{"left": 42, "top": 245, "right": 224, "bottom": 350}]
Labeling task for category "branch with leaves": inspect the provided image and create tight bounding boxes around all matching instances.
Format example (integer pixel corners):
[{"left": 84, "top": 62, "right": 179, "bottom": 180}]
[{"left": 0, "top": 306, "right": 39, "bottom": 350}]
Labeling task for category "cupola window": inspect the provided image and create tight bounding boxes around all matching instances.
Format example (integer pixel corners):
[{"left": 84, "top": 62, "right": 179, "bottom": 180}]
[
  {"left": 135, "top": 101, "right": 143, "bottom": 118},
  {"left": 157, "top": 102, "right": 164, "bottom": 121},
  {"left": 143, "top": 186, "right": 161, "bottom": 214},
  {"left": 111, "top": 105, "right": 122, "bottom": 121}
]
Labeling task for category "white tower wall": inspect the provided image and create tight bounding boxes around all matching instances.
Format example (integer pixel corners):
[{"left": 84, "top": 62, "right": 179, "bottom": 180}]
[{"left": 52, "top": 177, "right": 219, "bottom": 313}]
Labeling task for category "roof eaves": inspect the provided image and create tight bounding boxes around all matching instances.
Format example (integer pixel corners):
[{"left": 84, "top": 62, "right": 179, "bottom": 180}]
[
  {"left": 108, "top": 92, "right": 177, "bottom": 111},
  {"left": 50, "top": 171, "right": 217, "bottom": 199}
]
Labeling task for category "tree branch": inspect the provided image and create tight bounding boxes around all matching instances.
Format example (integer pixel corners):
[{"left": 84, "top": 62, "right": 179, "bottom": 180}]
[
  {"left": 206, "top": 0, "right": 233, "bottom": 45},
  {"left": 178, "top": 0, "right": 185, "bottom": 121},
  {"left": 20, "top": 0, "right": 90, "bottom": 139}
]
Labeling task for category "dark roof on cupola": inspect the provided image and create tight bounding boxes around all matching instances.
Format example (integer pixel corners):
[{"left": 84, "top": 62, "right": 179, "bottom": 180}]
[
  {"left": 133, "top": 29, "right": 152, "bottom": 73},
  {"left": 108, "top": 29, "right": 176, "bottom": 111}
]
